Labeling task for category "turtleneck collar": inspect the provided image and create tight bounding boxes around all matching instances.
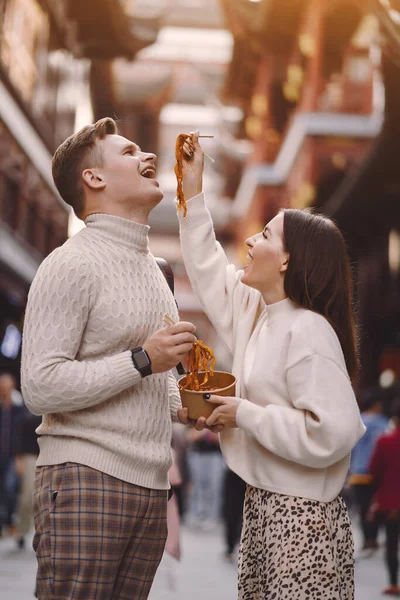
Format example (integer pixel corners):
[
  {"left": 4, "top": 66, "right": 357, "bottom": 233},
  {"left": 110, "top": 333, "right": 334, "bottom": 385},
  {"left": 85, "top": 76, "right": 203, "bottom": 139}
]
[
  {"left": 84, "top": 213, "right": 150, "bottom": 255},
  {"left": 266, "top": 297, "right": 298, "bottom": 324}
]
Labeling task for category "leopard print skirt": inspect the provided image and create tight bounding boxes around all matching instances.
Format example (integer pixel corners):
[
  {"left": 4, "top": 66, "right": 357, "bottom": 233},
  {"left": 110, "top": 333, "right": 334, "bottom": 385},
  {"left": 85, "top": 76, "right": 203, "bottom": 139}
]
[{"left": 238, "top": 486, "right": 354, "bottom": 600}]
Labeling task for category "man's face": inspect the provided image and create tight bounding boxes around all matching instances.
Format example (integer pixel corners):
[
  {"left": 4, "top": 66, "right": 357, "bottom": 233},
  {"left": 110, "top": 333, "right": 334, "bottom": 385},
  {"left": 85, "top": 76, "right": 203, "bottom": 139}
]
[{"left": 95, "top": 134, "right": 163, "bottom": 209}]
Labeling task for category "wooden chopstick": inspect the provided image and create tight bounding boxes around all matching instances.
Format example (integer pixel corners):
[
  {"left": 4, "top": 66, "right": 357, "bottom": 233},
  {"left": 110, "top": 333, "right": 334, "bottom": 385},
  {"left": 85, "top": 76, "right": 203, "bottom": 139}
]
[
  {"left": 185, "top": 134, "right": 215, "bottom": 162},
  {"left": 198, "top": 135, "right": 215, "bottom": 162},
  {"left": 164, "top": 314, "right": 198, "bottom": 341},
  {"left": 164, "top": 314, "right": 176, "bottom": 327}
]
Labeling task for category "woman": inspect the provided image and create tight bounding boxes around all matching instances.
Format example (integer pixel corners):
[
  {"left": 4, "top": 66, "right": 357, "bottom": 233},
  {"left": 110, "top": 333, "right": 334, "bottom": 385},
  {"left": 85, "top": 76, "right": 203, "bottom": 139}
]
[
  {"left": 177, "top": 133, "right": 366, "bottom": 599},
  {"left": 368, "top": 400, "right": 400, "bottom": 597}
]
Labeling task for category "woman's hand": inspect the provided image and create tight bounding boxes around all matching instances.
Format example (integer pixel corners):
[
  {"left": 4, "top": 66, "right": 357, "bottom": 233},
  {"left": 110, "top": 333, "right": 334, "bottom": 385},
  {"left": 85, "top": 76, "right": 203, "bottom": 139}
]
[
  {"left": 181, "top": 131, "right": 204, "bottom": 200},
  {"left": 205, "top": 395, "right": 242, "bottom": 429},
  {"left": 177, "top": 406, "right": 224, "bottom": 434}
]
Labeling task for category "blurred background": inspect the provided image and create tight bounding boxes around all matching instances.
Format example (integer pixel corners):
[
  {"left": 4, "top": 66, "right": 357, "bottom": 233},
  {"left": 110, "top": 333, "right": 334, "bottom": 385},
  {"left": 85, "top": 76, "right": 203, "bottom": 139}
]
[{"left": 1, "top": 0, "right": 400, "bottom": 598}]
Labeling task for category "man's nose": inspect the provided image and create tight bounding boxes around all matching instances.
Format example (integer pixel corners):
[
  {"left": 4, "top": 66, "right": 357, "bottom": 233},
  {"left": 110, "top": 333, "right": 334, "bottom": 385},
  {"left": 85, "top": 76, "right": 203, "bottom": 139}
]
[{"left": 141, "top": 152, "right": 157, "bottom": 164}]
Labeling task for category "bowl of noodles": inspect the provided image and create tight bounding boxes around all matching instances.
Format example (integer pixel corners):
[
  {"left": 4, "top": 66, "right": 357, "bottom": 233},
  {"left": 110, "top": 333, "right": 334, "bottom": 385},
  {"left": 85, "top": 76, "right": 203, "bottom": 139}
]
[
  {"left": 163, "top": 313, "right": 236, "bottom": 420},
  {"left": 179, "top": 371, "right": 236, "bottom": 419}
]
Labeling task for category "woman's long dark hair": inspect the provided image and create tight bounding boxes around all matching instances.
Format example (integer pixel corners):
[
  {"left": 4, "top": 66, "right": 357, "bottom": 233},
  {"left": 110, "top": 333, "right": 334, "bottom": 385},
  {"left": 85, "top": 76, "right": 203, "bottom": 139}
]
[{"left": 282, "top": 208, "right": 359, "bottom": 381}]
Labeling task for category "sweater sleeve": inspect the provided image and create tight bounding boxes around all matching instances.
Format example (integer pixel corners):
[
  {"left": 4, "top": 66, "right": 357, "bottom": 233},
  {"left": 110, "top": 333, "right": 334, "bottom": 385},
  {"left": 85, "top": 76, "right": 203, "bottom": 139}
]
[
  {"left": 168, "top": 371, "right": 182, "bottom": 423},
  {"left": 236, "top": 321, "right": 366, "bottom": 469},
  {"left": 178, "top": 193, "right": 261, "bottom": 353},
  {"left": 21, "top": 252, "right": 142, "bottom": 416}
]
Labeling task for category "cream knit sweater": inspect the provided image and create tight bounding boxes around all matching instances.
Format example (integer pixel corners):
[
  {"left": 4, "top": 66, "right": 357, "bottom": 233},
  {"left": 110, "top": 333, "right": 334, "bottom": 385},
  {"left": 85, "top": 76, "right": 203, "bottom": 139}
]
[
  {"left": 178, "top": 193, "right": 366, "bottom": 502},
  {"left": 21, "top": 213, "right": 181, "bottom": 490}
]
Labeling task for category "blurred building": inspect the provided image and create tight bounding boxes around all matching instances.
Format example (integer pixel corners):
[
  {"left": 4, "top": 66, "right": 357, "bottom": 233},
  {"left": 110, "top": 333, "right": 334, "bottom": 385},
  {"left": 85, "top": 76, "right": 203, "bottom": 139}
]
[
  {"left": 80, "top": 0, "right": 237, "bottom": 367},
  {"left": 0, "top": 0, "right": 159, "bottom": 380},
  {"left": 5, "top": 0, "right": 399, "bottom": 389},
  {"left": 218, "top": 0, "right": 400, "bottom": 390}
]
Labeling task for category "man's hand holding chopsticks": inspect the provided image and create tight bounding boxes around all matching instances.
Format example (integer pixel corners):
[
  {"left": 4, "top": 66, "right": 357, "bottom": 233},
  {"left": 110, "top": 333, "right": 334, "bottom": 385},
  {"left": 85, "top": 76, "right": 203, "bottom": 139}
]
[{"left": 143, "top": 321, "right": 196, "bottom": 373}]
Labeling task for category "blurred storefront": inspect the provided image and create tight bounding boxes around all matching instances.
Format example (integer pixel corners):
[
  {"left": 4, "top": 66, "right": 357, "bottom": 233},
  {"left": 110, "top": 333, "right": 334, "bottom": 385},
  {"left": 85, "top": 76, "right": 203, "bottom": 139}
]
[
  {"left": 0, "top": 0, "right": 159, "bottom": 381},
  {"left": 80, "top": 0, "right": 236, "bottom": 367},
  {"left": 218, "top": 0, "right": 400, "bottom": 391}
]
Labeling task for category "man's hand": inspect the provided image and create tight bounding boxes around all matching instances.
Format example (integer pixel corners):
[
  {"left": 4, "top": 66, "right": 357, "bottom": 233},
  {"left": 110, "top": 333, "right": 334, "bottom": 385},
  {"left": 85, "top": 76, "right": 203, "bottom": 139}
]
[
  {"left": 177, "top": 406, "right": 224, "bottom": 434},
  {"left": 143, "top": 322, "right": 196, "bottom": 373},
  {"left": 181, "top": 131, "right": 204, "bottom": 200}
]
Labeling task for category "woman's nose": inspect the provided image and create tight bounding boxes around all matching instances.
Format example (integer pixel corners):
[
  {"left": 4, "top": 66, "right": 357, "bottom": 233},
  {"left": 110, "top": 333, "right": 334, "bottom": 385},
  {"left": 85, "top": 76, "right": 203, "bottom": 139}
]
[{"left": 245, "top": 236, "right": 255, "bottom": 248}]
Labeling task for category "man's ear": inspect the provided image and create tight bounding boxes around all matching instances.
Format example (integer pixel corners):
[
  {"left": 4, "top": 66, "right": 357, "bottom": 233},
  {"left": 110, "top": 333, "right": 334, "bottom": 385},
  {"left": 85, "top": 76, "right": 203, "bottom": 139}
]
[
  {"left": 280, "top": 254, "right": 289, "bottom": 273},
  {"left": 82, "top": 168, "right": 106, "bottom": 191}
]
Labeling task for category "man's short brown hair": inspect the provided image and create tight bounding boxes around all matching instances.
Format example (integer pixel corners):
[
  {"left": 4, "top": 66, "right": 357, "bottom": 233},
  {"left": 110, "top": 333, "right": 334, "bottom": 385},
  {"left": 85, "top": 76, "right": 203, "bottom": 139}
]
[{"left": 52, "top": 118, "right": 118, "bottom": 217}]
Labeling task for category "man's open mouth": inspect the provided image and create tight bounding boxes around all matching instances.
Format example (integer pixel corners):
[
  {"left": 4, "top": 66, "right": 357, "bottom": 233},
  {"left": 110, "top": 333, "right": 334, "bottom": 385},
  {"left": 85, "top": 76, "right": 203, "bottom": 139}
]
[{"left": 141, "top": 167, "right": 157, "bottom": 179}]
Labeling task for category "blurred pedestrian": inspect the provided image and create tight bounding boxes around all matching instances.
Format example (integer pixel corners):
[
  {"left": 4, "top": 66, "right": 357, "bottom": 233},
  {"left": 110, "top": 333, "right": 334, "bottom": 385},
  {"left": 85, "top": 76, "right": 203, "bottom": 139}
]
[
  {"left": 14, "top": 410, "right": 42, "bottom": 549},
  {"left": 368, "top": 399, "right": 400, "bottom": 597},
  {"left": 187, "top": 427, "right": 224, "bottom": 527},
  {"left": 222, "top": 468, "right": 246, "bottom": 561},
  {"left": 21, "top": 118, "right": 209, "bottom": 600},
  {"left": 348, "top": 388, "right": 389, "bottom": 555},
  {"left": 165, "top": 448, "right": 183, "bottom": 562},
  {"left": 0, "top": 373, "right": 24, "bottom": 536},
  {"left": 177, "top": 132, "right": 365, "bottom": 599},
  {"left": 171, "top": 422, "right": 189, "bottom": 517}
]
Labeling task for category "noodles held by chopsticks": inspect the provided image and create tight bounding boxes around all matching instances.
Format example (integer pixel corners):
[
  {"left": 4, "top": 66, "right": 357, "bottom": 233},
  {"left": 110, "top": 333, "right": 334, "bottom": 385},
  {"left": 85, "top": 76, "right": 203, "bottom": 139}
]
[
  {"left": 174, "top": 133, "right": 214, "bottom": 218},
  {"left": 175, "top": 133, "right": 188, "bottom": 217},
  {"left": 163, "top": 313, "right": 216, "bottom": 391},
  {"left": 181, "top": 340, "right": 217, "bottom": 392}
]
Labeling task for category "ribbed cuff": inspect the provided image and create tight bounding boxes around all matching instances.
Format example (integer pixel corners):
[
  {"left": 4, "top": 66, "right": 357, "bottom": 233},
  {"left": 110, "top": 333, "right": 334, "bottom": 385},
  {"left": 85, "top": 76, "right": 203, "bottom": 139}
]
[
  {"left": 236, "top": 399, "right": 263, "bottom": 434},
  {"left": 108, "top": 351, "right": 142, "bottom": 389},
  {"left": 176, "top": 193, "right": 211, "bottom": 230}
]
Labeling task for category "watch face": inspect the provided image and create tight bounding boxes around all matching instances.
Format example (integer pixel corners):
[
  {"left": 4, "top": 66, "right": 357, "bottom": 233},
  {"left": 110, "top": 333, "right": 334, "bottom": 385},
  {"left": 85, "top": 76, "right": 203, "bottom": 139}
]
[{"left": 135, "top": 351, "right": 150, "bottom": 369}]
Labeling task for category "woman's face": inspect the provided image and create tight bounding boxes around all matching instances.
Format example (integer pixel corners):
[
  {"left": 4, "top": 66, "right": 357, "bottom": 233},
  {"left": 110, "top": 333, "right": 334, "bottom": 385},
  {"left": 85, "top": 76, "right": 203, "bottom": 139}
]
[{"left": 241, "top": 212, "right": 288, "bottom": 295}]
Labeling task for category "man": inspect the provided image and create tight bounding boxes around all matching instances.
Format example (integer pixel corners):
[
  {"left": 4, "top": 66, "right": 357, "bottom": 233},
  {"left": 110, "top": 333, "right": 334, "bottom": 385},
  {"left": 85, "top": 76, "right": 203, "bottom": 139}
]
[
  {"left": 0, "top": 373, "right": 24, "bottom": 536},
  {"left": 348, "top": 388, "right": 389, "bottom": 555},
  {"left": 21, "top": 118, "right": 210, "bottom": 599}
]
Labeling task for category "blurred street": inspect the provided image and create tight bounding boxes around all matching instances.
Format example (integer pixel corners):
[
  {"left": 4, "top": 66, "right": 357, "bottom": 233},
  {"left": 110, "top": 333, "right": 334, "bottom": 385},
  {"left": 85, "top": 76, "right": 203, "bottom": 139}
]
[
  {"left": 0, "top": 522, "right": 391, "bottom": 599},
  {"left": 2, "top": 0, "right": 400, "bottom": 598}
]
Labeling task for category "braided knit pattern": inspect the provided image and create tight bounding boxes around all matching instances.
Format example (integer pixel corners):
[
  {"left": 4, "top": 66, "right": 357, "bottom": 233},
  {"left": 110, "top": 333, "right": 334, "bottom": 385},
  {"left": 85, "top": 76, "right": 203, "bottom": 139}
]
[{"left": 21, "top": 213, "right": 180, "bottom": 489}]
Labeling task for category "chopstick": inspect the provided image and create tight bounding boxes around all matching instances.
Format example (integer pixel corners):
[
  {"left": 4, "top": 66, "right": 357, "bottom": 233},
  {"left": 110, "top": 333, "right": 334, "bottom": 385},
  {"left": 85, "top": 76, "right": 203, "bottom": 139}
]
[
  {"left": 164, "top": 314, "right": 188, "bottom": 376},
  {"left": 164, "top": 314, "right": 198, "bottom": 341},
  {"left": 198, "top": 135, "right": 214, "bottom": 162},
  {"left": 184, "top": 134, "right": 215, "bottom": 163},
  {"left": 164, "top": 314, "right": 176, "bottom": 327}
]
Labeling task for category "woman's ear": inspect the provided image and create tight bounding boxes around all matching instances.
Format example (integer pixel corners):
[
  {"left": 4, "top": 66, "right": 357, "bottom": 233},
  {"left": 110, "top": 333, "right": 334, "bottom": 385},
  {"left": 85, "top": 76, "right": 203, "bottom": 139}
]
[
  {"left": 82, "top": 168, "right": 106, "bottom": 191},
  {"left": 280, "top": 255, "right": 289, "bottom": 273}
]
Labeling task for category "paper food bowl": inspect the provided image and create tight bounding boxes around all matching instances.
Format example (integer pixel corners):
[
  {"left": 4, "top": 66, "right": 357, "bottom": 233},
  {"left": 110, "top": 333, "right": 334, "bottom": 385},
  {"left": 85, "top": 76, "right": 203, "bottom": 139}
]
[{"left": 178, "top": 371, "right": 236, "bottom": 420}]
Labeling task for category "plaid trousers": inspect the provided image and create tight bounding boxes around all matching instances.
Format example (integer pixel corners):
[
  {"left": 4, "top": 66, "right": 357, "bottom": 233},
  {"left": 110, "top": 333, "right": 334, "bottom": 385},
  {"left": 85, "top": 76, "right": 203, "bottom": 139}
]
[{"left": 33, "top": 463, "right": 168, "bottom": 600}]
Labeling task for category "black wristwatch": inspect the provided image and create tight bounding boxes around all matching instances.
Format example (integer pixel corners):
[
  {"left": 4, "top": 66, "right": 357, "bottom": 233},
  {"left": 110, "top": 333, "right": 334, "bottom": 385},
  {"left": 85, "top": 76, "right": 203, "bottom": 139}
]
[{"left": 131, "top": 347, "right": 152, "bottom": 378}]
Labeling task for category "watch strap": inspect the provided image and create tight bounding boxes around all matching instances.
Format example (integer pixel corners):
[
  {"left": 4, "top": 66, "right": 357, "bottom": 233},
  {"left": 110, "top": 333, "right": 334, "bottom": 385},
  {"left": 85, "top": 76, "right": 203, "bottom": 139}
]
[{"left": 131, "top": 347, "right": 152, "bottom": 378}]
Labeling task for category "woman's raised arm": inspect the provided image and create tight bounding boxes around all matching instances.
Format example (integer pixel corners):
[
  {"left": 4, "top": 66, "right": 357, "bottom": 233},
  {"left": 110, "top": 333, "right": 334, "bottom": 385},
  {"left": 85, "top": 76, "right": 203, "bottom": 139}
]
[{"left": 176, "top": 131, "right": 262, "bottom": 352}]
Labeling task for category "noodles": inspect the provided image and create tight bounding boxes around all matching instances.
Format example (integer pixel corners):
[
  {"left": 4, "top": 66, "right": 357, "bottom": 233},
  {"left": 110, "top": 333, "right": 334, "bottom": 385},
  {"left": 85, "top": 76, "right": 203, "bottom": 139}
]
[
  {"left": 180, "top": 339, "right": 217, "bottom": 392},
  {"left": 174, "top": 133, "right": 189, "bottom": 217},
  {"left": 163, "top": 313, "right": 216, "bottom": 392}
]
